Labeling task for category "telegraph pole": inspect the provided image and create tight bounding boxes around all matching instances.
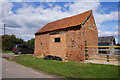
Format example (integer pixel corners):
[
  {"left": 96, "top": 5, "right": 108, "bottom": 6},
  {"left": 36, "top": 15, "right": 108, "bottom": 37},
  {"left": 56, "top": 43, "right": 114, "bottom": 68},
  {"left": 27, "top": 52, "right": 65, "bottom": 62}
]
[{"left": 4, "top": 24, "right": 6, "bottom": 35}]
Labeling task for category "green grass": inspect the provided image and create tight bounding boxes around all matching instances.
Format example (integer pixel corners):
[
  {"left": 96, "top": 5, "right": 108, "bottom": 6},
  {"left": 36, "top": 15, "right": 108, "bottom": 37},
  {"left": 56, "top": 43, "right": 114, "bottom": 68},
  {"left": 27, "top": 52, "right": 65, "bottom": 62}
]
[
  {"left": 0, "top": 48, "right": 13, "bottom": 53},
  {"left": 10, "top": 54, "right": 119, "bottom": 78},
  {"left": 0, "top": 49, "right": 1, "bottom": 51},
  {"left": 2, "top": 50, "right": 13, "bottom": 53}
]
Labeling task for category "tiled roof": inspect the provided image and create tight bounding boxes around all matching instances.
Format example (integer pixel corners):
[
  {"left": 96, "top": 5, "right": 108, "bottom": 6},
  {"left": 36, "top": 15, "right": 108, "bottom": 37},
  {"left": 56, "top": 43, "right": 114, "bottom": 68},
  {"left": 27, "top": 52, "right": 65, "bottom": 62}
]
[{"left": 35, "top": 10, "right": 92, "bottom": 34}]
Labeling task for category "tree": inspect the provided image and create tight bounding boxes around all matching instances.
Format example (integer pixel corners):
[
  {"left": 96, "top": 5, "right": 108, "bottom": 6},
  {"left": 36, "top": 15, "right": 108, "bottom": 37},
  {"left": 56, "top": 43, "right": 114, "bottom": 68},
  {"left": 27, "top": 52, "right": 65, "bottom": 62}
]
[
  {"left": 2, "top": 35, "right": 25, "bottom": 51},
  {"left": 27, "top": 38, "right": 35, "bottom": 47}
]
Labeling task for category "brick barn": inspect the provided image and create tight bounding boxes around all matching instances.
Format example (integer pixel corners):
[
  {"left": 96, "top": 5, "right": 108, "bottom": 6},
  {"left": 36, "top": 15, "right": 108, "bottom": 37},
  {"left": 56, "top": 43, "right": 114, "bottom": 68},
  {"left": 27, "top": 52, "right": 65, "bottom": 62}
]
[{"left": 35, "top": 10, "right": 98, "bottom": 62}]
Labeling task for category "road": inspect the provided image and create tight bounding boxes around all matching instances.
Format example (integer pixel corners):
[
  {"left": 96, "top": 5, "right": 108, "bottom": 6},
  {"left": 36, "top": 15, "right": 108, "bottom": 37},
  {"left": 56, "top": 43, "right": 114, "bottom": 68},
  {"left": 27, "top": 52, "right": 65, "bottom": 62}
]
[{"left": 2, "top": 53, "right": 60, "bottom": 78}]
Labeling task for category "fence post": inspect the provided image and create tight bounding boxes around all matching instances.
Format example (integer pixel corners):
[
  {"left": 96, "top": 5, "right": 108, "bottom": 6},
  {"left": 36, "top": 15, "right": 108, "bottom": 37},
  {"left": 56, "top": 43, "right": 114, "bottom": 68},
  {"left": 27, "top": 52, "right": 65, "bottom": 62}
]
[
  {"left": 85, "top": 41, "right": 88, "bottom": 60},
  {"left": 85, "top": 47, "right": 88, "bottom": 60},
  {"left": 107, "top": 47, "right": 109, "bottom": 62}
]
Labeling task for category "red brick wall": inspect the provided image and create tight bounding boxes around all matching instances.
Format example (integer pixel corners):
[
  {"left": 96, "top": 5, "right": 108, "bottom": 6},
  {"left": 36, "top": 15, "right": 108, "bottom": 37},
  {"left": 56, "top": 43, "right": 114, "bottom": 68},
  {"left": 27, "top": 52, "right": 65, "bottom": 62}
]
[
  {"left": 49, "top": 33, "right": 67, "bottom": 59},
  {"left": 34, "top": 34, "right": 50, "bottom": 57},
  {"left": 35, "top": 13, "right": 98, "bottom": 62},
  {"left": 66, "top": 13, "right": 98, "bottom": 62},
  {"left": 66, "top": 30, "right": 86, "bottom": 62},
  {"left": 83, "top": 13, "right": 98, "bottom": 59}
]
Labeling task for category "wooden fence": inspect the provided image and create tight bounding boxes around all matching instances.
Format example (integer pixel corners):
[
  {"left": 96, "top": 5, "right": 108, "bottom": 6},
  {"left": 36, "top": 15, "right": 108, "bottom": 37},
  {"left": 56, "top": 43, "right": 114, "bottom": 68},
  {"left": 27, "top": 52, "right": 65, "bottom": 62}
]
[{"left": 85, "top": 46, "right": 120, "bottom": 62}]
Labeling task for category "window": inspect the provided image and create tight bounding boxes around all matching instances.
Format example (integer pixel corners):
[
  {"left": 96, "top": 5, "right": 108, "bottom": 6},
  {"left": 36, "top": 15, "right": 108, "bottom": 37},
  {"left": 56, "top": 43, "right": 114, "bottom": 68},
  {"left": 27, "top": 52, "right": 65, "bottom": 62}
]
[{"left": 54, "top": 38, "right": 60, "bottom": 42}]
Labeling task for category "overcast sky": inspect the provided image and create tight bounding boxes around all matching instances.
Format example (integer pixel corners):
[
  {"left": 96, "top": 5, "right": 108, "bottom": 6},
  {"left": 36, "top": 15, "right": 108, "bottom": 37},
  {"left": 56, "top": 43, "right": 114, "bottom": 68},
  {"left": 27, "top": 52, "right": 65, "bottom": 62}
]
[{"left": 1, "top": 0, "right": 119, "bottom": 43}]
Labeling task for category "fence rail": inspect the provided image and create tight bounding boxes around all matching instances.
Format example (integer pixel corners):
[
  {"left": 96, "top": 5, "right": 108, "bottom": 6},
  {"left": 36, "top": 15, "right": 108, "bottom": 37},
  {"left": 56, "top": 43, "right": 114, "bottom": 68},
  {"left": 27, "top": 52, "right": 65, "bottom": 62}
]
[
  {"left": 85, "top": 46, "right": 120, "bottom": 62},
  {"left": 85, "top": 46, "right": 120, "bottom": 48},
  {"left": 85, "top": 53, "right": 120, "bottom": 56},
  {"left": 87, "top": 58, "right": 119, "bottom": 61},
  {"left": 85, "top": 49, "right": 120, "bottom": 51}
]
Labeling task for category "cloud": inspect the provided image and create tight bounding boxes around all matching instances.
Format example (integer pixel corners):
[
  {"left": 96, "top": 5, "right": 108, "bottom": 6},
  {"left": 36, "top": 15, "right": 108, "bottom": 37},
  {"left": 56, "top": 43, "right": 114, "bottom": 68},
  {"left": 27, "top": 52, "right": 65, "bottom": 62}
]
[
  {"left": 69, "top": 2, "right": 100, "bottom": 15},
  {"left": 5, "top": 26, "right": 36, "bottom": 40},
  {"left": 114, "top": 26, "right": 120, "bottom": 29},
  {"left": 99, "top": 31, "right": 118, "bottom": 36},
  {"left": 2, "top": 0, "right": 22, "bottom": 2},
  {"left": 2, "top": 2, "right": 118, "bottom": 41},
  {"left": 2, "top": 2, "right": 13, "bottom": 17},
  {"left": 94, "top": 11, "right": 118, "bottom": 27},
  {"left": 47, "top": 2, "right": 54, "bottom": 7},
  {"left": 1, "top": 0, "right": 8, "bottom": 2},
  {"left": 64, "top": 2, "right": 72, "bottom": 7}
]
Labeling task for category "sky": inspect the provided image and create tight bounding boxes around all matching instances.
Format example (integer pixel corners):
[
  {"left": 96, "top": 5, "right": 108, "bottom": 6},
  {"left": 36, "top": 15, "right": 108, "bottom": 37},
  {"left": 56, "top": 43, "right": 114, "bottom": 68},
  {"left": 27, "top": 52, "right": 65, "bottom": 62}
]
[{"left": 0, "top": 0, "right": 119, "bottom": 43}]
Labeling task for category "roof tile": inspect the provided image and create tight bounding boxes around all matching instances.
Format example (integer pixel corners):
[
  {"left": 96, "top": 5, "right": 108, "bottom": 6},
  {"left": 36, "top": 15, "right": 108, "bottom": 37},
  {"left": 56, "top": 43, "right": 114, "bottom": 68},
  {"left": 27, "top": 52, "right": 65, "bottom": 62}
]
[{"left": 35, "top": 10, "right": 92, "bottom": 34}]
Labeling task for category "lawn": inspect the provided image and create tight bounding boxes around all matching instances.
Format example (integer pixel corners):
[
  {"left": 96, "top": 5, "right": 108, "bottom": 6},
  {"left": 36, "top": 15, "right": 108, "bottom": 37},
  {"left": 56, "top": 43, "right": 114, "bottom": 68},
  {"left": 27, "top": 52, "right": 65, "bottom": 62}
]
[
  {"left": 2, "top": 50, "right": 13, "bottom": 53},
  {"left": 0, "top": 49, "right": 12, "bottom": 53},
  {"left": 10, "top": 54, "right": 119, "bottom": 78}
]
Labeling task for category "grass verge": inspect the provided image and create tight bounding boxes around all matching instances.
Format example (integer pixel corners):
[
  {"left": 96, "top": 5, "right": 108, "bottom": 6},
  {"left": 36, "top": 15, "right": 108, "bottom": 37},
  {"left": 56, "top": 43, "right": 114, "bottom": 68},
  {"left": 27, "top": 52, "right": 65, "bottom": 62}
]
[
  {"left": 10, "top": 54, "right": 119, "bottom": 78},
  {"left": 1, "top": 49, "right": 12, "bottom": 53},
  {"left": 2, "top": 50, "right": 13, "bottom": 53}
]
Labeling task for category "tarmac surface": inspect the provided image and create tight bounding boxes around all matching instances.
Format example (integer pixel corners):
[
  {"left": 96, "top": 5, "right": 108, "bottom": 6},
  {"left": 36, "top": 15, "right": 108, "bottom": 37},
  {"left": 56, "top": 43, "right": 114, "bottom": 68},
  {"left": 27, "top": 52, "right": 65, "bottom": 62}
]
[{"left": 2, "top": 53, "right": 60, "bottom": 78}]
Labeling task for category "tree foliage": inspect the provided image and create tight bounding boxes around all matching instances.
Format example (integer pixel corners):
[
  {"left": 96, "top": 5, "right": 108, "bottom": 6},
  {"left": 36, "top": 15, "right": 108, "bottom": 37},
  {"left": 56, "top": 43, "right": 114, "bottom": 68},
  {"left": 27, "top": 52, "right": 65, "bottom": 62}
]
[
  {"left": 27, "top": 38, "right": 35, "bottom": 47},
  {"left": 2, "top": 35, "right": 26, "bottom": 51}
]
